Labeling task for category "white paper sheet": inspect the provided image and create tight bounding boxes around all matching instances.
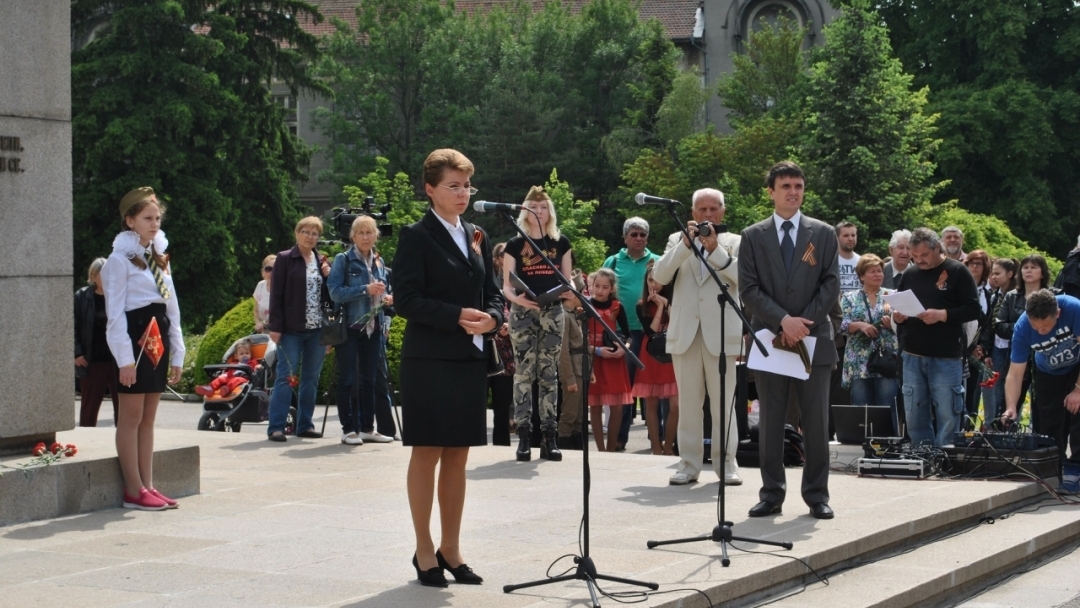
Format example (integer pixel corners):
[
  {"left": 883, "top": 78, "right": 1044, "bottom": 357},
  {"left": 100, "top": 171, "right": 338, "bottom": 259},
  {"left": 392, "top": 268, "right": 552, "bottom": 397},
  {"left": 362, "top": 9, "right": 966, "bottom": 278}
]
[
  {"left": 746, "top": 329, "right": 817, "bottom": 380},
  {"left": 882, "top": 290, "right": 926, "bottom": 317}
]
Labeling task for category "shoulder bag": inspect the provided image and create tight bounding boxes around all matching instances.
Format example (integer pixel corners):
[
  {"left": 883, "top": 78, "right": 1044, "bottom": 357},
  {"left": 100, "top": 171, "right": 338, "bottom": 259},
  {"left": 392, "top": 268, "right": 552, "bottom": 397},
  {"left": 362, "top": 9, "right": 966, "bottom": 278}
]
[
  {"left": 862, "top": 291, "right": 897, "bottom": 378},
  {"left": 320, "top": 253, "right": 349, "bottom": 347}
]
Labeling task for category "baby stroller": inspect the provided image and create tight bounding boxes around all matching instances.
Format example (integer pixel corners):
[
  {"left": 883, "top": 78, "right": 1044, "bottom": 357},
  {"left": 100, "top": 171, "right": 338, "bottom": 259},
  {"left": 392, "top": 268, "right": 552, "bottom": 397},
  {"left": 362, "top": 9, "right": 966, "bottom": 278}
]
[{"left": 196, "top": 334, "right": 296, "bottom": 433}]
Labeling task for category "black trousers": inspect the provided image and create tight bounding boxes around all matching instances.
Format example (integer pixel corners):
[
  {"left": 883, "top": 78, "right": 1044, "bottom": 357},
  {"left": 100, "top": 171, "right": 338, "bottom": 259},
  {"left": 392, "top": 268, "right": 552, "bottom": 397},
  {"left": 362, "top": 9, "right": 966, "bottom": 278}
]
[{"left": 1033, "top": 365, "right": 1080, "bottom": 471}]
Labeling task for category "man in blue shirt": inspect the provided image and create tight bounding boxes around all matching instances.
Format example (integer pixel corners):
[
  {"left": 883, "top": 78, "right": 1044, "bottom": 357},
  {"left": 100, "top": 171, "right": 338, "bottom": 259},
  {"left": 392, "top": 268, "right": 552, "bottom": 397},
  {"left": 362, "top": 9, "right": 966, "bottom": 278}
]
[
  {"left": 1004, "top": 289, "right": 1080, "bottom": 484},
  {"left": 602, "top": 217, "right": 660, "bottom": 450}
]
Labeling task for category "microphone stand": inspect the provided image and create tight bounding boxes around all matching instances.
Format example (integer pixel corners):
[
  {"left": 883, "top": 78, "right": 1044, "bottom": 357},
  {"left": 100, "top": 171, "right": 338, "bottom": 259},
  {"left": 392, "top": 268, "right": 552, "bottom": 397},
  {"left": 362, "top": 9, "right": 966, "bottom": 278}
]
[
  {"left": 494, "top": 210, "right": 657, "bottom": 606},
  {"left": 644, "top": 201, "right": 793, "bottom": 566}
]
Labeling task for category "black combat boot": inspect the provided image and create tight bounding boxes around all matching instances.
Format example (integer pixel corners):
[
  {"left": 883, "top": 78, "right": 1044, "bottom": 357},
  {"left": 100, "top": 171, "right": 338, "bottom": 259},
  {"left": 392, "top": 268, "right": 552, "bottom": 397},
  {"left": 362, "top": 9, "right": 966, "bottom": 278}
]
[
  {"left": 515, "top": 426, "right": 532, "bottom": 462},
  {"left": 539, "top": 428, "right": 562, "bottom": 461}
]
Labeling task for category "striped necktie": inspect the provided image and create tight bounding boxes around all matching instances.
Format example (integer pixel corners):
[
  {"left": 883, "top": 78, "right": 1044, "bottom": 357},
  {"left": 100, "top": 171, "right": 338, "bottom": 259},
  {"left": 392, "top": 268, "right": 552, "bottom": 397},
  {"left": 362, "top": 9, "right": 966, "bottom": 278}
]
[{"left": 145, "top": 251, "right": 170, "bottom": 299}]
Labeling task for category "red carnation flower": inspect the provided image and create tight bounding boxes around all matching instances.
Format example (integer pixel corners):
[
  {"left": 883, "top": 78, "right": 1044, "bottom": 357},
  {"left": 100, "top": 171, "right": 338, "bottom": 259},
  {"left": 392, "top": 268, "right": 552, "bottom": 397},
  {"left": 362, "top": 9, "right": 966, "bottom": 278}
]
[
  {"left": 32, "top": 442, "right": 46, "bottom": 456},
  {"left": 49, "top": 442, "right": 63, "bottom": 455},
  {"left": 64, "top": 444, "right": 78, "bottom": 457},
  {"left": 287, "top": 375, "right": 299, "bottom": 388}
]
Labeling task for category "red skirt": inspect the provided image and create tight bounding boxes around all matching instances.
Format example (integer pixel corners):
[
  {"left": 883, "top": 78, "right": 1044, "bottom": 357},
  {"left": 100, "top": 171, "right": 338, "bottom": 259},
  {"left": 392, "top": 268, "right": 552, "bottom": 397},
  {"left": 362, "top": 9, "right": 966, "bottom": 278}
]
[{"left": 589, "top": 355, "right": 632, "bottom": 406}]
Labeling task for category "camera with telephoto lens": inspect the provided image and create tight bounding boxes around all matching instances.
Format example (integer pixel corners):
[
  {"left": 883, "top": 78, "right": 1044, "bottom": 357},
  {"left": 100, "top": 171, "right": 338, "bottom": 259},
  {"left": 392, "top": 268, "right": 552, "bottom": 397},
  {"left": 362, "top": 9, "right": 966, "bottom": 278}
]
[
  {"left": 329, "top": 196, "right": 393, "bottom": 243},
  {"left": 695, "top": 221, "right": 728, "bottom": 237}
]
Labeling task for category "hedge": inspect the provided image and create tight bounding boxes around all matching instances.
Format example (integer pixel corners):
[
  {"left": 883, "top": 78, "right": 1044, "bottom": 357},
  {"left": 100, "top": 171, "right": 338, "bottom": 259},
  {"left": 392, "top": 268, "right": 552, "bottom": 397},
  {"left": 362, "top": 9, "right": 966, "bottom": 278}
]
[{"left": 191, "top": 297, "right": 406, "bottom": 403}]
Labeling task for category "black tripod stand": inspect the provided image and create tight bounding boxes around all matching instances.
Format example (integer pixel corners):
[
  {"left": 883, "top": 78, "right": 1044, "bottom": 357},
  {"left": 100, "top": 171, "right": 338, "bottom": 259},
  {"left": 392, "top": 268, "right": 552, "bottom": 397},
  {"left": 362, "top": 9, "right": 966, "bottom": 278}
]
[
  {"left": 645, "top": 201, "right": 793, "bottom": 566},
  {"left": 493, "top": 209, "right": 658, "bottom": 606}
]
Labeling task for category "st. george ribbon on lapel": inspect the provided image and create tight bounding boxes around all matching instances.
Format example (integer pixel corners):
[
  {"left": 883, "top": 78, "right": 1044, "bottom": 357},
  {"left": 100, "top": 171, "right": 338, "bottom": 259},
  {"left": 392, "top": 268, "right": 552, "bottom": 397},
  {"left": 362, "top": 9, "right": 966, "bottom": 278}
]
[
  {"left": 471, "top": 228, "right": 483, "bottom": 257},
  {"left": 801, "top": 242, "right": 817, "bottom": 266}
]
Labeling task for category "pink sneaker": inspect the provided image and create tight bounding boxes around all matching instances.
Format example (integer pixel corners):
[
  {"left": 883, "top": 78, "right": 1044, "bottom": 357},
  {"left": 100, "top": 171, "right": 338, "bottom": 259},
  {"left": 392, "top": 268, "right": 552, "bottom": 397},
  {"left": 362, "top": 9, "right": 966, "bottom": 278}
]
[
  {"left": 148, "top": 488, "right": 178, "bottom": 509},
  {"left": 122, "top": 488, "right": 168, "bottom": 511}
]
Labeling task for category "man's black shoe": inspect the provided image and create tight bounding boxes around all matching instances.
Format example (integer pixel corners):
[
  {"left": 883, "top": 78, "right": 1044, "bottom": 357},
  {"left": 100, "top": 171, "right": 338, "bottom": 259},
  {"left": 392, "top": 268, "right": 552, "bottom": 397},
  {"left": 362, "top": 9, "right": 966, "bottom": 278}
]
[
  {"left": 809, "top": 502, "right": 834, "bottom": 519},
  {"left": 748, "top": 500, "right": 782, "bottom": 517}
]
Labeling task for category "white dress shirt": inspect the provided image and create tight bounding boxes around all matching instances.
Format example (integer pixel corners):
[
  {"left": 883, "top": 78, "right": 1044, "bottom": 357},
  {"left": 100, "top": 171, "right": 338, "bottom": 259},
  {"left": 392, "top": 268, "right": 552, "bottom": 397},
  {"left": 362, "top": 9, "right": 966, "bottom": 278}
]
[
  {"left": 101, "top": 231, "right": 185, "bottom": 367},
  {"left": 433, "top": 212, "right": 483, "bottom": 351},
  {"left": 772, "top": 210, "right": 803, "bottom": 245}
]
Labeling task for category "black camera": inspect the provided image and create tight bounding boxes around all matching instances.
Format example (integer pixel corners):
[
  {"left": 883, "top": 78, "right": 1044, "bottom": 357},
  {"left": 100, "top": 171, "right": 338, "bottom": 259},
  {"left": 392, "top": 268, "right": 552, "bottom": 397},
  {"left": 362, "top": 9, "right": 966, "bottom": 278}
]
[
  {"left": 695, "top": 222, "right": 728, "bottom": 237},
  {"left": 330, "top": 196, "right": 393, "bottom": 242}
]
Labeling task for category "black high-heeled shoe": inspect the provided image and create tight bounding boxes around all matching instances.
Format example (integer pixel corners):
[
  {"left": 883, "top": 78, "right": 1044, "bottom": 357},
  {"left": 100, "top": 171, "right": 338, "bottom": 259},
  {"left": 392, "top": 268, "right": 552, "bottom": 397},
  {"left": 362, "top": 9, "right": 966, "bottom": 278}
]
[
  {"left": 436, "top": 549, "right": 483, "bottom": 584},
  {"left": 412, "top": 553, "right": 448, "bottom": 588}
]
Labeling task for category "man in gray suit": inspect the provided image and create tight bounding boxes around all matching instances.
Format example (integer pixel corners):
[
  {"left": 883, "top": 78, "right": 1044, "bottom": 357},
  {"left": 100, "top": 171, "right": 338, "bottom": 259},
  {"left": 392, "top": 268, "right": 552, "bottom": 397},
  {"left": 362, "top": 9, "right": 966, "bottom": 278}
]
[{"left": 738, "top": 161, "right": 840, "bottom": 520}]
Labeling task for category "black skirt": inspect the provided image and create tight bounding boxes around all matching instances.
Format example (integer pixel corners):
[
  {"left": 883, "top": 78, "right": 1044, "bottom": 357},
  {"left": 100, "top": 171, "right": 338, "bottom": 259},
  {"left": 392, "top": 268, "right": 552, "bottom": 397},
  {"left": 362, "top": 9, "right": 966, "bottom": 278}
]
[
  {"left": 115, "top": 303, "right": 171, "bottom": 394},
  {"left": 401, "top": 357, "right": 488, "bottom": 447}
]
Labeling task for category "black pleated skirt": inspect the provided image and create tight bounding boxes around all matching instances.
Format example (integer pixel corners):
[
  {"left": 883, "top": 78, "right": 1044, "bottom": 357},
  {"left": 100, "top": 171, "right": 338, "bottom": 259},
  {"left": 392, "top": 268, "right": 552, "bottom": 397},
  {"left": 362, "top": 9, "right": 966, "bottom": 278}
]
[
  {"left": 115, "top": 303, "right": 170, "bottom": 394},
  {"left": 400, "top": 357, "right": 488, "bottom": 447}
]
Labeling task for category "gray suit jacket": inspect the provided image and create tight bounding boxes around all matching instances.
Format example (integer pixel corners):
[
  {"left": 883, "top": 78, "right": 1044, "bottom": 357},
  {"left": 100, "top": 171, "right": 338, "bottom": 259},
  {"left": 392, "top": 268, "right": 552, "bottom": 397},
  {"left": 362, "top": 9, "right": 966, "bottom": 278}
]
[{"left": 738, "top": 214, "right": 840, "bottom": 366}]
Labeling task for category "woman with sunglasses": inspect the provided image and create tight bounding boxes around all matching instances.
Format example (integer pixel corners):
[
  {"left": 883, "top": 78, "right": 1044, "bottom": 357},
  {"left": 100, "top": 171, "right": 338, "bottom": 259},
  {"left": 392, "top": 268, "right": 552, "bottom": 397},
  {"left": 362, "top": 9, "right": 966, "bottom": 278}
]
[{"left": 253, "top": 254, "right": 277, "bottom": 334}]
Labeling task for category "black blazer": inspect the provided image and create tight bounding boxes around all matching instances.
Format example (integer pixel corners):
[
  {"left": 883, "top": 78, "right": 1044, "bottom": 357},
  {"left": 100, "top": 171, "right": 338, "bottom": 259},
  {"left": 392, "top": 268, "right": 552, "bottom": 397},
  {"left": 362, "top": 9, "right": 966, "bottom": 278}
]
[{"left": 392, "top": 209, "right": 505, "bottom": 361}]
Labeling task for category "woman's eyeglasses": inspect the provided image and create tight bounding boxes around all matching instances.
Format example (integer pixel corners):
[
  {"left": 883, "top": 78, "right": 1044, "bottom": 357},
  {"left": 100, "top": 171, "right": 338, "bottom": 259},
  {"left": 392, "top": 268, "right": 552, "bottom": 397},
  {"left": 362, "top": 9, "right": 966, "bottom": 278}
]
[
  {"left": 263, "top": 266, "right": 274, "bottom": 272},
  {"left": 439, "top": 185, "right": 478, "bottom": 196}
]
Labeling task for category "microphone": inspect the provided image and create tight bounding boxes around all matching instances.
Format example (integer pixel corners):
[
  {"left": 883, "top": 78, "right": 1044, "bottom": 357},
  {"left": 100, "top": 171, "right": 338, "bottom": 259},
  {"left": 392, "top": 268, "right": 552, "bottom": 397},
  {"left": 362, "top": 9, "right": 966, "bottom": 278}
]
[
  {"left": 473, "top": 200, "right": 524, "bottom": 213},
  {"left": 635, "top": 192, "right": 680, "bottom": 206}
]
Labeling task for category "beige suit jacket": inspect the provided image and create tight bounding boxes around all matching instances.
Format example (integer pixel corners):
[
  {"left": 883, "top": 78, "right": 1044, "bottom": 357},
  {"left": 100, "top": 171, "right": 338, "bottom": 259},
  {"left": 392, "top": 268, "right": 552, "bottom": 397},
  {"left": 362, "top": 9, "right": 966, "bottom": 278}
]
[{"left": 652, "top": 231, "right": 744, "bottom": 357}]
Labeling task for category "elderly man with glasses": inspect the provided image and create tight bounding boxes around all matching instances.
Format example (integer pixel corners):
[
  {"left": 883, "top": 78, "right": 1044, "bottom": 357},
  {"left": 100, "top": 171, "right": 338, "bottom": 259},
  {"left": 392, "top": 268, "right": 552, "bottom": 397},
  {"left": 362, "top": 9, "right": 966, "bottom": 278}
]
[{"left": 602, "top": 217, "right": 661, "bottom": 450}]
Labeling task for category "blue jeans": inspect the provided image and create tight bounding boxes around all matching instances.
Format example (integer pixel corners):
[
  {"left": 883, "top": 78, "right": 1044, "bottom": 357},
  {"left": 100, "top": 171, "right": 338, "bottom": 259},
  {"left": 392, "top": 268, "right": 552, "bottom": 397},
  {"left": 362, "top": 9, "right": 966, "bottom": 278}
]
[
  {"left": 335, "top": 326, "right": 382, "bottom": 434},
  {"left": 901, "top": 353, "right": 964, "bottom": 447},
  {"left": 850, "top": 376, "right": 897, "bottom": 407},
  {"left": 267, "top": 329, "right": 326, "bottom": 436}
]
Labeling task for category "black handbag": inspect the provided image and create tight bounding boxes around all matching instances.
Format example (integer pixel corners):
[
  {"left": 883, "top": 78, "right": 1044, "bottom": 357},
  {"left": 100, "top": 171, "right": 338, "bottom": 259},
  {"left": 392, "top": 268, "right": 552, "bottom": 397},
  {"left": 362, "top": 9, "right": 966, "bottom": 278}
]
[
  {"left": 320, "top": 254, "right": 348, "bottom": 347},
  {"left": 862, "top": 291, "right": 897, "bottom": 378},
  {"left": 646, "top": 331, "right": 672, "bottom": 364}
]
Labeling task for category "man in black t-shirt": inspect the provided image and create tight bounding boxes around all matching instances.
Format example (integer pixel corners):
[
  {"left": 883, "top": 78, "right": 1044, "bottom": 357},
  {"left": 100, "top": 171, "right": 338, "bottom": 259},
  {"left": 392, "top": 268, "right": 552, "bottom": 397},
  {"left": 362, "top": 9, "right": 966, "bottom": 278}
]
[{"left": 894, "top": 228, "right": 980, "bottom": 446}]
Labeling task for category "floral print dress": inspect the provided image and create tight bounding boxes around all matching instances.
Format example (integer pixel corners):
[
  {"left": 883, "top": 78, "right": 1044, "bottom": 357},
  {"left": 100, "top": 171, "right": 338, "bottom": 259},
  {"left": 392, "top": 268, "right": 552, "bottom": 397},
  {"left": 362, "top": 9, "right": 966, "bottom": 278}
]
[{"left": 839, "top": 287, "right": 898, "bottom": 388}]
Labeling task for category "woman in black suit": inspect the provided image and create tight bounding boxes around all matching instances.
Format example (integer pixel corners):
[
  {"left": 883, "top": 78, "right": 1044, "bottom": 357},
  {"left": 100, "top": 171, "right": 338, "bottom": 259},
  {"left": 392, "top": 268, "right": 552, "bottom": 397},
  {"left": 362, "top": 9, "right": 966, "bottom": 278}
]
[{"left": 393, "top": 148, "right": 504, "bottom": 588}]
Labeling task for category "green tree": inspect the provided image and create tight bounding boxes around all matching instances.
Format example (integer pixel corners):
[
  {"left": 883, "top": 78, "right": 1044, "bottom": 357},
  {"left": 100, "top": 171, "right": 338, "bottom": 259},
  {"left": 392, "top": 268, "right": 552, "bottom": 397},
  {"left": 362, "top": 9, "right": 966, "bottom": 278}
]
[
  {"left": 340, "top": 157, "right": 428, "bottom": 264},
  {"left": 801, "top": 0, "right": 944, "bottom": 255},
  {"left": 72, "top": 0, "right": 325, "bottom": 329},
  {"left": 877, "top": 0, "right": 1080, "bottom": 256},
  {"left": 543, "top": 169, "right": 607, "bottom": 273},
  {"left": 716, "top": 18, "right": 808, "bottom": 127}
]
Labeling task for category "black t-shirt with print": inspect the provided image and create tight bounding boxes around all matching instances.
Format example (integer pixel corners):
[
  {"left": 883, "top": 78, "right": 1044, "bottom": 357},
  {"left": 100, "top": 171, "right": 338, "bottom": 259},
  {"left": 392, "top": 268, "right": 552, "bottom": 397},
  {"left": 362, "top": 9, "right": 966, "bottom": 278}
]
[{"left": 504, "top": 234, "right": 572, "bottom": 294}]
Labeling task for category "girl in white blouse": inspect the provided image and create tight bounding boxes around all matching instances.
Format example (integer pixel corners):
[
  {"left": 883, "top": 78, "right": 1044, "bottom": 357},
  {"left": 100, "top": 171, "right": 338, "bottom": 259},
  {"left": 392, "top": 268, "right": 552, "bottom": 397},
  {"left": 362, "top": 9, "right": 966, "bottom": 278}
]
[{"left": 100, "top": 187, "right": 185, "bottom": 511}]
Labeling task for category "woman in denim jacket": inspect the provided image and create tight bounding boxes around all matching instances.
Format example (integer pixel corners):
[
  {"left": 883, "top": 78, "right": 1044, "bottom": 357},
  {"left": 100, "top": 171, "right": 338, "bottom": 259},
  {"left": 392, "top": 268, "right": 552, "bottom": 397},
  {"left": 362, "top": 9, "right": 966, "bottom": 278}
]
[{"left": 328, "top": 215, "right": 393, "bottom": 445}]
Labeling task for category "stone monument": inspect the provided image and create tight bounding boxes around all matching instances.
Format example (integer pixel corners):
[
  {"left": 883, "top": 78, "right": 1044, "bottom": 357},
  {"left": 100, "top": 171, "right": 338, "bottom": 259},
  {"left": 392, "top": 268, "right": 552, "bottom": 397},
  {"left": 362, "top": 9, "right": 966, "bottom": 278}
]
[{"left": 0, "top": 1, "right": 75, "bottom": 455}]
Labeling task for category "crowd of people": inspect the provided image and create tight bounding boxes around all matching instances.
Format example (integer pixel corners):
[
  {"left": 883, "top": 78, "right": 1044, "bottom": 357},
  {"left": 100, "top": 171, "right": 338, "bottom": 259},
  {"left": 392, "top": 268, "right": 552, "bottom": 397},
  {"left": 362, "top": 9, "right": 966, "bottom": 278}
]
[{"left": 75, "top": 154, "right": 1080, "bottom": 587}]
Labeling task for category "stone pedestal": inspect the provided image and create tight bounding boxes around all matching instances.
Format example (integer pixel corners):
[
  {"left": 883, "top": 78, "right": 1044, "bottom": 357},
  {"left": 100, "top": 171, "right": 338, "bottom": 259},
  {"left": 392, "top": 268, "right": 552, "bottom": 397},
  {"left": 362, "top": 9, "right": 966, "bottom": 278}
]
[{"left": 0, "top": 1, "right": 75, "bottom": 455}]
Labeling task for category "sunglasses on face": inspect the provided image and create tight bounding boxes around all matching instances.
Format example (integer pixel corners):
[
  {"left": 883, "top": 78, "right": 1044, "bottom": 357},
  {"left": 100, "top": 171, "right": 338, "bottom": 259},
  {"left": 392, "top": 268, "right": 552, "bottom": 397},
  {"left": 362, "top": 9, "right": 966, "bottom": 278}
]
[
  {"left": 263, "top": 266, "right": 273, "bottom": 272},
  {"left": 628, "top": 232, "right": 647, "bottom": 238}
]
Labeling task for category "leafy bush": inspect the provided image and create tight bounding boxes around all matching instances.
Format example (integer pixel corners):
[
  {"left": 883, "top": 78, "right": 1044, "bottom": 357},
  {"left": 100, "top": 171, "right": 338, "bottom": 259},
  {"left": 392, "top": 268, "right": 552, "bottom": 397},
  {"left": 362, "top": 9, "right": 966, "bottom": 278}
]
[
  {"left": 386, "top": 315, "right": 405, "bottom": 388},
  {"left": 175, "top": 333, "right": 203, "bottom": 394},
  {"left": 193, "top": 298, "right": 256, "bottom": 385}
]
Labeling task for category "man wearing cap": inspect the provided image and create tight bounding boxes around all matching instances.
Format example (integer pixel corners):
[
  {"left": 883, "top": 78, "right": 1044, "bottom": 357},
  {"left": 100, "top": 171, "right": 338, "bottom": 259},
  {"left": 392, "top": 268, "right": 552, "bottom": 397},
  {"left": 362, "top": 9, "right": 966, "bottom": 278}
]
[{"left": 602, "top": 217, "right": 660, "bottom": 450}]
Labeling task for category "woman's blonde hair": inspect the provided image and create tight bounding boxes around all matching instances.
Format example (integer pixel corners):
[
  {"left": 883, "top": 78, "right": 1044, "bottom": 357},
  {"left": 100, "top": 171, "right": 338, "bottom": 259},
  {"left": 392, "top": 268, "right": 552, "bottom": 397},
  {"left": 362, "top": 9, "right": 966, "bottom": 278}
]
[
  {"left": 516, "top": 186, "right": 560, "bottom": 240},
  {"left": 87, "top": 257, "right": 107, "bottom": 286},
  {"left": 261, "top": 254, "right": 277, "bottom": 269},
  {"left": 295, "top": 216, "right": 323, "bottom": 236},
  {"left": 350, "top": 215, "right": 380, "bottom": 241}
]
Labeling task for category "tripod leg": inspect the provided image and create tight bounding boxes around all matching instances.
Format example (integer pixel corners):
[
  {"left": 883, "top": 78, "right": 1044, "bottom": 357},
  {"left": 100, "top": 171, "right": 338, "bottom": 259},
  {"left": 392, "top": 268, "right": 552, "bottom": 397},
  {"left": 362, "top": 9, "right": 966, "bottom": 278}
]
[
  {"left": 593, "top": 573, "right": 660, "bottom": 590},
  {"left": 719, "top": 540, "right": 730, "bottom": 567},
  {"left": 585, "top": 579, "right": 601, "bottom": 608},
  {"left": 502, "top": 573, "right": 578, "bottom": 593},
  {"left": 730, "top": 534, "right": 794, "bottom": 550},
  {"left": 647, "top": 535, "right": 711, "bottom": 548}
]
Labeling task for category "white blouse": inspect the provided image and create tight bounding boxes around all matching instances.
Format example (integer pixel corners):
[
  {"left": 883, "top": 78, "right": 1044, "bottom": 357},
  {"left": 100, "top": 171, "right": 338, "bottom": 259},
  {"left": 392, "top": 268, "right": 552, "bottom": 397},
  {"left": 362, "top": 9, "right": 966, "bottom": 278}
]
[
  {"left": 253, "top": 280, "right": 270, "bottom": 330},
  {"left": 100, "top": 230, "right": 185, "bottom": 368}
]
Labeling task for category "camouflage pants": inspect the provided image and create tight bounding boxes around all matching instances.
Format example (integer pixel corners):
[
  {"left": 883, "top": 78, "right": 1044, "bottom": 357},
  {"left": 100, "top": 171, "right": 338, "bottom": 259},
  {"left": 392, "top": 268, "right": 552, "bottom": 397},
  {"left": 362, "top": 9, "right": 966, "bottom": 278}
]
[{"left": 510, "top": 303, "right": 564, "bottom": 430}]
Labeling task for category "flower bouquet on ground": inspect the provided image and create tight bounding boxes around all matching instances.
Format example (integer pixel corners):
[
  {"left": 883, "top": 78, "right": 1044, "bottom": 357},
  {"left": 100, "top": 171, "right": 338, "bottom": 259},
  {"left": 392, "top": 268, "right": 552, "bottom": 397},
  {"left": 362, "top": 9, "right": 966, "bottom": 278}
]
[{"left": 1, "top": 442, "right": 78, "bottom": 477}]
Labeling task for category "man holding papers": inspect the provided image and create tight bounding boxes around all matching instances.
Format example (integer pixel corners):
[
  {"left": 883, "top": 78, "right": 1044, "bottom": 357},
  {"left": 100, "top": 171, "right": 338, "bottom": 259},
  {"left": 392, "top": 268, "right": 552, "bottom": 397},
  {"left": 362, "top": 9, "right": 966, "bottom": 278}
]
[
  {"left": 738, "top": 161, "right": 840, "bottom": 520},
  {"left": 893, "top": 228, "right": 980, "bottom": 447}
]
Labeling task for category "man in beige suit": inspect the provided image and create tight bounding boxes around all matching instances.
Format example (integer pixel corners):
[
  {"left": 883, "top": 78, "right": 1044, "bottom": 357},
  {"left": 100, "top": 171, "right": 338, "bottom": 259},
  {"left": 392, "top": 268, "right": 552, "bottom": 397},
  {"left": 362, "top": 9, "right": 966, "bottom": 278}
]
[{"left": 653, "top": 188, "right": 744, "bottom": 485}]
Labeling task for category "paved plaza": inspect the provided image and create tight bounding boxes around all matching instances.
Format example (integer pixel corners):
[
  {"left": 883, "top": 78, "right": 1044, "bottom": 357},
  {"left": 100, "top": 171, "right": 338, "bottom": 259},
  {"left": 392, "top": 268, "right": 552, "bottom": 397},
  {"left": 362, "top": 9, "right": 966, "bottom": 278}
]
[{"left": 0, "top": 401, "right": 1078, "bottom": 607}]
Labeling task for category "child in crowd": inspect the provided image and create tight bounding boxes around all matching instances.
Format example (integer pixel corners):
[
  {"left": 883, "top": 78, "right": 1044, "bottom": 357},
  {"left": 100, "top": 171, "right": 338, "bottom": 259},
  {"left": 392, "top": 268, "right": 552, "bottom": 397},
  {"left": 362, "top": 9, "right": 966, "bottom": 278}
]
[
  {"left": 634, "top": 262, "right": 679, "bottom": 455},
  {"left": 586, "top": 268, "right": 632, "bottom": 451},
  {"left": 557, "top": 270, "right": 589, "bottom": 450},
  {"left": 195, "top": 339, "right": 259, "bottom": 398}
]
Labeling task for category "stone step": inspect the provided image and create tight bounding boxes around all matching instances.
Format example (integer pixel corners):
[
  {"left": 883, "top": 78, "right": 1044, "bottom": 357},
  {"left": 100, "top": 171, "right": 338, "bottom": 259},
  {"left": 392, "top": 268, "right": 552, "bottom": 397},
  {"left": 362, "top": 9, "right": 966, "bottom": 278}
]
[{"left": 762, "top": 493, "right": 1080, "bottom": 608}]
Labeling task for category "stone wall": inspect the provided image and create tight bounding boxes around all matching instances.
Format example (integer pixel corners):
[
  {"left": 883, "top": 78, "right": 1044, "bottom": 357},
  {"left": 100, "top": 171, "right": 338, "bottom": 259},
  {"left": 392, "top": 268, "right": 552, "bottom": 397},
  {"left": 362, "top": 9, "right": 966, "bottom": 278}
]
[{"left": 0, "top": 0, "right": 74, "bottom": 453}]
